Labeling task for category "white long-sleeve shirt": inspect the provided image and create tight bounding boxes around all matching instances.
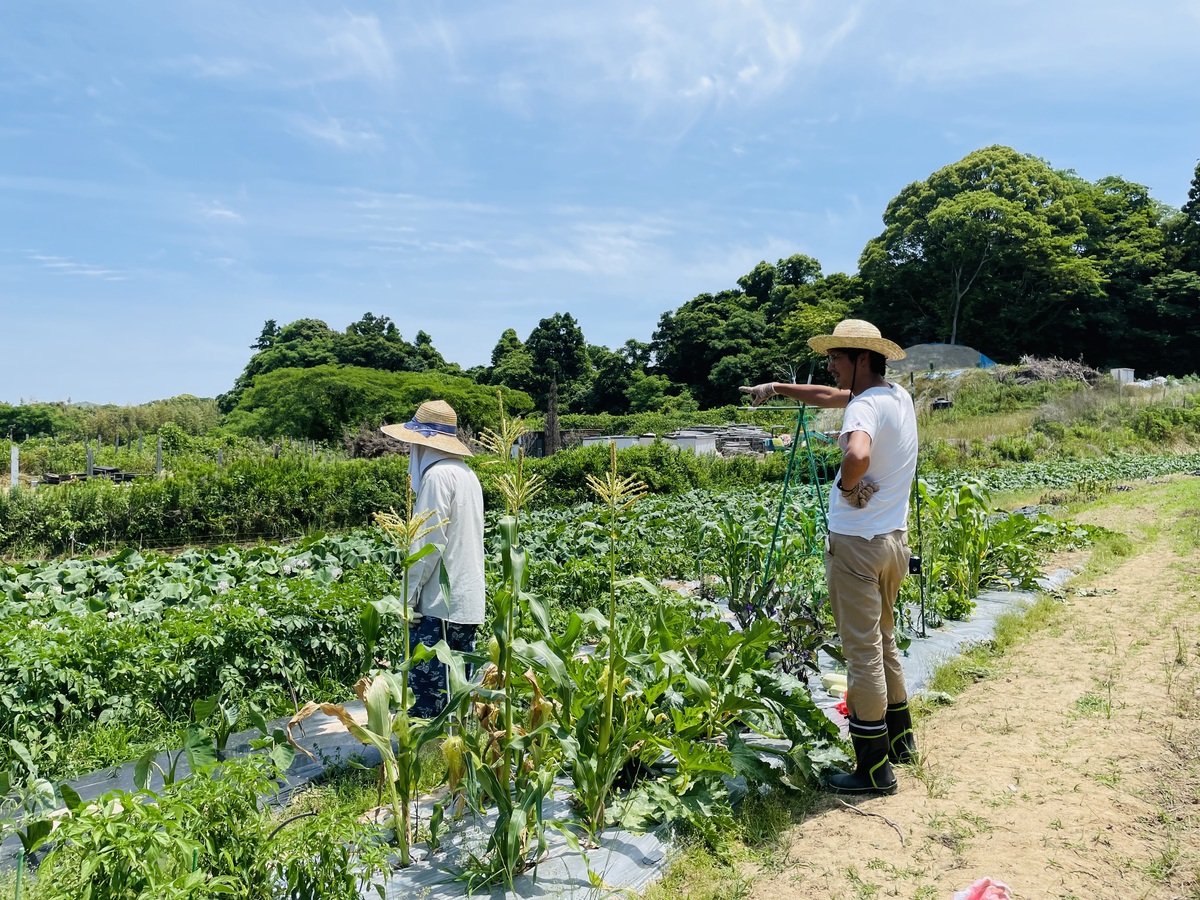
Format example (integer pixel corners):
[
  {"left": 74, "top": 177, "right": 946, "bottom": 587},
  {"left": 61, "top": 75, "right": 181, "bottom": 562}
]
[{"left": 407, "top": 456, "right": 486, "bottom": 624}]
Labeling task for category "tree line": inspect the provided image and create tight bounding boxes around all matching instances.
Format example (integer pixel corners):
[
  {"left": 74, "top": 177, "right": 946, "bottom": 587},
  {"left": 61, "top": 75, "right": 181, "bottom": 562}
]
[{"left": 7, "top": 144, "right": 1199, "bottom": 442}]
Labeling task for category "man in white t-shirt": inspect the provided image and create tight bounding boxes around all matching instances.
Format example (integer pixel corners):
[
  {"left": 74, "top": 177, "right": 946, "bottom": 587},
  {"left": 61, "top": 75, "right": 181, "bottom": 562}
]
[{"left": 741, "top": 319, "right": 918, "bottom": 795}]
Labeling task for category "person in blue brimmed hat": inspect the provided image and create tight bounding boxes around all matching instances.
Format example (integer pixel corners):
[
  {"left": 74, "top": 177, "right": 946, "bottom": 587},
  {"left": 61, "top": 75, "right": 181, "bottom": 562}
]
[{"left": 381, "top": 400, "right": 484, "bottom": 717}]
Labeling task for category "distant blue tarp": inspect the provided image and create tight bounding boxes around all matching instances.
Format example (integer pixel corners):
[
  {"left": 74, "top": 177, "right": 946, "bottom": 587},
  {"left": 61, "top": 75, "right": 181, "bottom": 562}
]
[{"left": 919, "top": 343, "right": 997, "bottom": 368}]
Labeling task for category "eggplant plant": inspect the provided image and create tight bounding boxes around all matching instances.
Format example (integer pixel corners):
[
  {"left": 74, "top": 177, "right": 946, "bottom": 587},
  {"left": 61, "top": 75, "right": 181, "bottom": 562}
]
[{"left": 704, "top": 501, "right": 840, "bottom": 674}]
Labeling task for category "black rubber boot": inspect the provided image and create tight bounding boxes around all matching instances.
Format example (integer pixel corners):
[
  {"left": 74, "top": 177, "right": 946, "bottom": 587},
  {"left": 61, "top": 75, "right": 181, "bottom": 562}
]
[
  {"left": 885, "top": 700, "right": 918, "bottom": 765},
  {"left": 827, "top": 716, "right": 897, "bottom": 796}
]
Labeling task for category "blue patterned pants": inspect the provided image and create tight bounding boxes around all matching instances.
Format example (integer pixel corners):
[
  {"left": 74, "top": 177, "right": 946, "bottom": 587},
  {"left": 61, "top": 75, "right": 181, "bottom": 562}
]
[{"left": 408, "top": 616, "right": 478, "bottom": 718}]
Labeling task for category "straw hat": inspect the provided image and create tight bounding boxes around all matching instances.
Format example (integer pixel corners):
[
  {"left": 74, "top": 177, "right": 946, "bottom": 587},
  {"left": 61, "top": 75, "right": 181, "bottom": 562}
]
[
  {"left": 380, "top": 400, "right": 473, "bottom": 456},
  {"left": 807, "top": 319, "right": 906, "bottom": 361}
]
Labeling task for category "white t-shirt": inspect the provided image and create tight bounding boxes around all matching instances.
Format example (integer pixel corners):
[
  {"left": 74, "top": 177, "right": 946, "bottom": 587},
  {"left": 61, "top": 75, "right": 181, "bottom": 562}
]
[{"left": 827, "top": 382, "right": 918, "bottom": 539}]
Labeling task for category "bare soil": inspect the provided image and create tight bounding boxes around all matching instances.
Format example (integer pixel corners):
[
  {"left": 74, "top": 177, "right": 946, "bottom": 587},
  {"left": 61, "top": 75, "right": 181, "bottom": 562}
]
[{"left": 743, "top": 483, "right": 1200, "bottom": 900}]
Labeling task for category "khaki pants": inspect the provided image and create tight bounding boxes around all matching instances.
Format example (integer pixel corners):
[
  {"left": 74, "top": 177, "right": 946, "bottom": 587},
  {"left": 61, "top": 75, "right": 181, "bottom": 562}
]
[{"left": 825, "top": 530, "right": 910, "bottom": 722}]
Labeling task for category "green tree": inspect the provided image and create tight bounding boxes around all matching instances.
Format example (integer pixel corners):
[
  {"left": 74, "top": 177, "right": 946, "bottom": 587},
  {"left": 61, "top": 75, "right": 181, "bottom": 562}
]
[
  {"left": 1176, "top": 159, "right": 1200, "bottom": 273},
  {"left": 490, "top": 328, "right": 525, "bottom": 368},
  {"left": 651, "top": 256, "right": 820, "bottom": 407},
  {"left": 859, "top": 145, "right": 1105, "bottom": 360},
  {"left": 780, "top": 272, "right": 865, "bottom": 373},
  {"left": 0, "top": 403, "right": 68, "bottom": 440},
  {"left": 1143, "top": 270, "right": 1200, "bottom": 372},
  {"left": 524, "top": 313, "right": 592, "bottom": 411},
  {"left": 489, "top": 329, "right": 535, "bottom": 393},
  {"left": 339, "top": 314, "right": 417, "bottom": 371},
  {"left": 1070, "top": 175, "right": 1173, "bottom": 370},
  {"left": 252, "top": 319, "right": 281, "bottom": 350},
  {"left": 218, "top": 314, "right": 459, "bottom": 413},
  {"left": 223, "top": 366, "right": 532, "bottom": 442},
  {"left": 652, "top": 289, "right": 779, "bottom": 407},
  {"left": 583, "top": 344, "right": 636, "bottom": 415}
]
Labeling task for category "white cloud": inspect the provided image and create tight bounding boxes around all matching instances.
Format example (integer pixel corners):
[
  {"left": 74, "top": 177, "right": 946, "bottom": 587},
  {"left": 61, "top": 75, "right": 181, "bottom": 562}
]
[
  {"left": 451, "top": 0, "right": 862, "bottom": 116},
  {"left": 321, "top": 14, "right": 394, "bottom": 83},
  {"left": 290, "top": 116, "right": 382, "bottom": 150},
  {"left": 28, "top": 253, "right": 126, "bottom": 281},
  {"left": 873, "top": 0, "right": 1200, "bottom": 86},
  {"left": 202, "top": 202, "right": 242, "bottom": 222},
  {"left": 495, "top": 216, "right": 674, "bottom": 276},
  {"left": 186, "top": 56, "right": 258, "bottom": 79}
]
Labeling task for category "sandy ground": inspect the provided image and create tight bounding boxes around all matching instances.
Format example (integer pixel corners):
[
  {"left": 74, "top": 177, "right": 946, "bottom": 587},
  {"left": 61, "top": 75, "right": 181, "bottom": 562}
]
[{"left": 742, "top": 481, "right": 1200, "bottom": 900}]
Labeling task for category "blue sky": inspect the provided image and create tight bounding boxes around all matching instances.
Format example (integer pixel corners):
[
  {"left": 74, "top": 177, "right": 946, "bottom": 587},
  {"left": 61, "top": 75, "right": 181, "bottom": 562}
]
[{"left": 3, "top": 1, "right": 1199, "bottom": 405}]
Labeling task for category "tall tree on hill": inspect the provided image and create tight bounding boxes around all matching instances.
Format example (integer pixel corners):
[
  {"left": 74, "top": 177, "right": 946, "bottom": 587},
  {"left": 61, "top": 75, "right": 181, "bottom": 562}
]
[
  {"left": 488, "top": 328, "right": 535, "bottom": 394},
  {"left": 339, "top": 314, "right": 417, "bottom": 371},
  {"left": 1176, "top": 159, "right": 1200, "bottom": 274},
  {"left": 1070, "top": 175, "right": 1173, "bottom": 370},
  {"left": 252, "top": 319, "right": 281, "bottom": 350},
  {"left": 859, "top": 145, "right": 1105, "bottom": 361},
  {"left": 524, "top": 312, "right": 591, "bottom": 411}
]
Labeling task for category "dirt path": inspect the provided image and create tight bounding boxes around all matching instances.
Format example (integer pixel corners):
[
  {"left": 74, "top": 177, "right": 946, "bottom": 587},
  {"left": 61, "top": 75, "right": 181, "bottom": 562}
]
[{"left": 744, "top": 479, "right": 1200, "bottom": 900}]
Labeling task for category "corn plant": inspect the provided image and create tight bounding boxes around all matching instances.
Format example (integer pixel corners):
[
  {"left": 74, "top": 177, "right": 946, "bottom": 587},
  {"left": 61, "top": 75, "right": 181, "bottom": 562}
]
[
  {"left": 452, "top": 397, "right": 559, "bottom": 889},
  {"left": 286, "top": 667, "right": 461, "bottom": 869},
  {"left": 569, "top": 443, "right": 648, "bottom": 837},
  {"left": 285, "top": 491, "right": 453, "bottom": 869}
]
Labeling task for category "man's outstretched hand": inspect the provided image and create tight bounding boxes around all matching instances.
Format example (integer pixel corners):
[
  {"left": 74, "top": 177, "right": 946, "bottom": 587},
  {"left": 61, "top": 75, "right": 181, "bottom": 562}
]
[{"left": 739, "top": 383, "right": 777, "bottom": 407}]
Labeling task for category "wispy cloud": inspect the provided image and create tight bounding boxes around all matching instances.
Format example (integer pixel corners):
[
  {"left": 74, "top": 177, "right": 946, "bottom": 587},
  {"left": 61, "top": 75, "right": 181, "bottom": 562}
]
[
  {"left": 28, "top": 253, "right": 126, "bottom": 281},
  {"left": 201, "top": 202, "right": 242, "bottom": 221},
  {"left": 290, "top": 115, "right": 382, "bottom": 150},
  {"left": 185, "top": 55, "right": 259, "bottom": 79},
  {"left": 451, "top": 1, "right": 862, "bottom": 116},
  {"left": 320, "top": 14, "right": 394, "bottom": 83},
  {"left": 495, "top": 217, "right": 673, "bottom": 276},
  {"left": 874, "top": 1, "right": 1200, "bottom": 86},
  {"left": 165, "top": 8, "right": 397, "bottom": 89}
]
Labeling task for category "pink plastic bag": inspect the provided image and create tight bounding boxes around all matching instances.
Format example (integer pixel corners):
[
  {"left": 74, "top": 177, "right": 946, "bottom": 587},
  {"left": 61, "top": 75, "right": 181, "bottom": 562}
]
[{"left": 953, "top": 878, "right": 1012, "bottom": 900}]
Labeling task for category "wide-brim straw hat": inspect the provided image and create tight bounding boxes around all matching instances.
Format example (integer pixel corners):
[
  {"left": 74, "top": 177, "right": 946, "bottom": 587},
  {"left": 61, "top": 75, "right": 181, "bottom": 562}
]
[
  {"left": 380, "top": 400, "right": 473, "bottom": 456},
  {"left": 807, "top": 319, "right": 906, "bottom": 361}
]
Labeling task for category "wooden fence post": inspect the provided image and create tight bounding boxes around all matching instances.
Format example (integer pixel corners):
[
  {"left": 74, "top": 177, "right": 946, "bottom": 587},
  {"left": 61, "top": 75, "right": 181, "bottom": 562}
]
[
  {"left": 217, "top": 448, "right": 224, "bottom": 468},
  {"left": 156, "top": 436, "right": 163, "bottom": 476},
  {"left": 87, "top": 446, "right": 94, "bottom": 477},
  {"left": 9, "top": 444, "right": 17, "bottom": 489}
]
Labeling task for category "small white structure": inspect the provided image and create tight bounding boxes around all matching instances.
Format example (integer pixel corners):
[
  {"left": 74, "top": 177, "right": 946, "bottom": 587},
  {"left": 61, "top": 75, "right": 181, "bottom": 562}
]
[
  {"left": 579, "top": 433, "right": 719, "bottom": 455},
  {"left": 1110, "top": 367, "right": 1134, "bottom": 384},
  {"left": 668, "top": 434, "right": 718, "bottom": 455},
  {"left": 581, "top": 435, "right": 640, "bottom": 450}
]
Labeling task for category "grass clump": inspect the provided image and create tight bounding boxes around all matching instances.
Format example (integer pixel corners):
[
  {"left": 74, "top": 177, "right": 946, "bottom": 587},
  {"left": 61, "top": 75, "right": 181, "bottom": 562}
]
[{"left": 641, "top": 788, "right": 821, "bottom": 900}]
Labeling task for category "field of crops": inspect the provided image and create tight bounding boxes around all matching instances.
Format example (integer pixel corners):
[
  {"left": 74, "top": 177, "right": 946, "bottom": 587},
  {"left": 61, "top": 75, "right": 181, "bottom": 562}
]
[
  {"left": 0, "top": 423, "right": 1115, "bottom": 900},
  {"left": 6, "top": 377, "right": 1188, "bottom": 897}
]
